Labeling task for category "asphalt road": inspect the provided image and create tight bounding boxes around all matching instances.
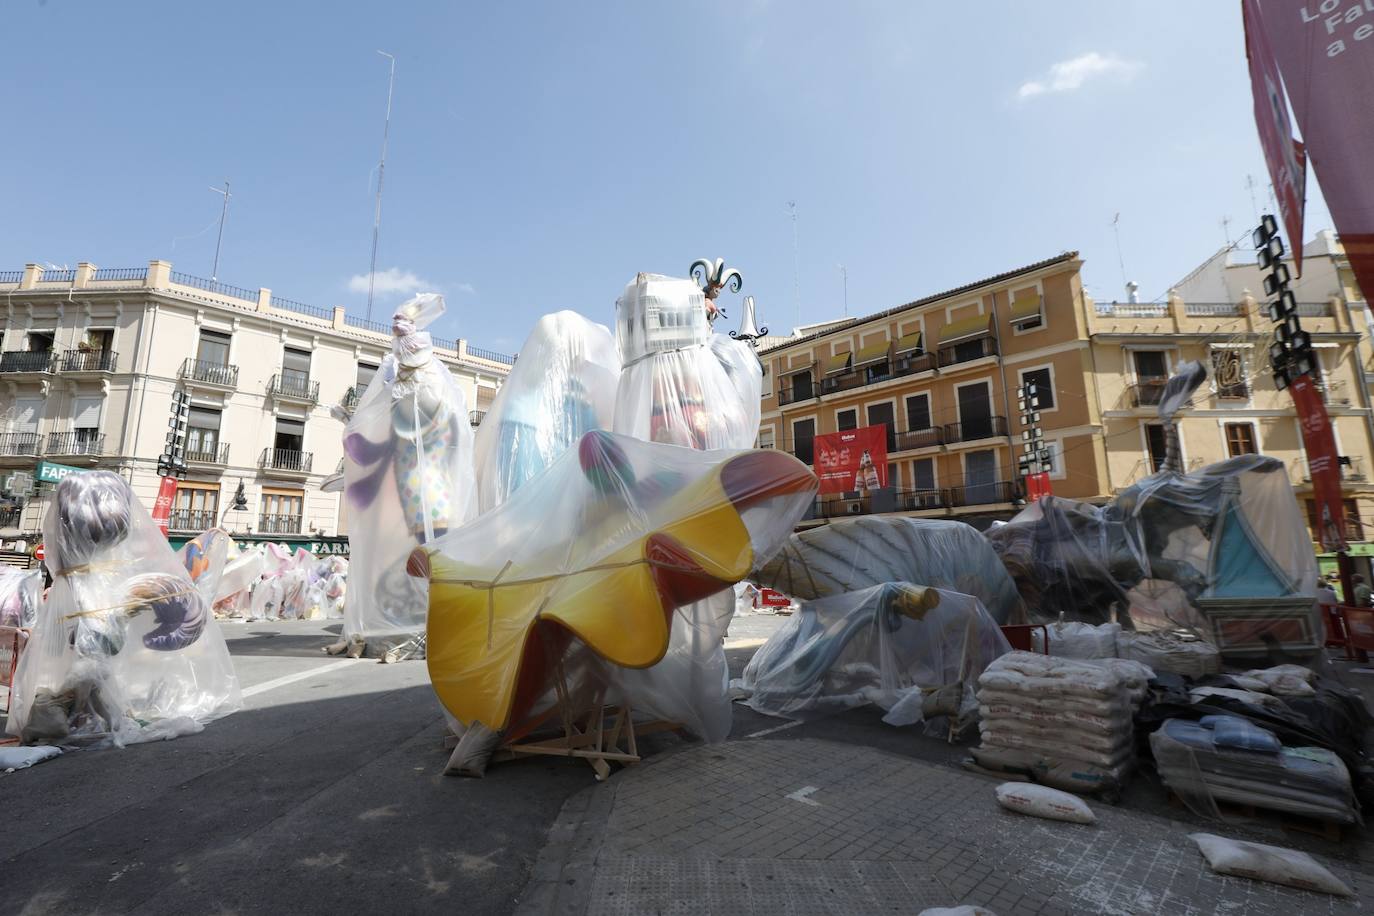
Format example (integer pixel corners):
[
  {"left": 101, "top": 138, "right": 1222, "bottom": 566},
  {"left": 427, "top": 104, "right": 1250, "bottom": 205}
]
[{"left": 0, "top": 614, "right": 800, "bottom": 916}]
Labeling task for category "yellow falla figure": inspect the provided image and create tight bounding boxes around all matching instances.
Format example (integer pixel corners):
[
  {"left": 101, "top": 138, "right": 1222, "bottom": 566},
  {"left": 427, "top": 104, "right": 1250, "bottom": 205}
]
[{"left": 416, "top": 430, "right": 816, "bottom": 733}]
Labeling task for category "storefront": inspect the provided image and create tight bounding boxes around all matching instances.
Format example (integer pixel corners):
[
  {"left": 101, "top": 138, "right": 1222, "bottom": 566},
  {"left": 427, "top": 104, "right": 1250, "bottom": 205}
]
[{"left": 164, "top": 532, "right": 350, "bottom": 556}]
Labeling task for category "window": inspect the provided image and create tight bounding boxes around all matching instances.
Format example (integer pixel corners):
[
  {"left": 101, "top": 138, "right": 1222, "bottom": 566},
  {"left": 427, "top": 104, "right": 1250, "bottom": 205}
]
[
  {"left": 905, "top": 393, "right": 932, "bottom": 431},
  {"left": 187, "top": 406, "right": 222, "bottom": 461},
  {"left": 1145, "top": 424, "right": 1169, "bottom": 472},
  {"left": 1133, "top": 350, "right": 1168, "bottom": 380},
  {"left": 27, "top": 330, "right": 54, "bottom": 353},
  {"left": 281, "top": 347, "right": 312, "bottom": 393},
  {"left": 356, "top": 362, "right": 379, "bottom": 390},
  {"left": 836, "top": 409, "right": 857, "bottom": 431},
  {"left": 790, "top": 369, "right": 813, "bottom": 401},
  {"left": 792, "top": 419, "right": 816, "bottom": 465},
  {"left": 866, "top": 402, "right": 897, "bottom": 453},
  {"left": 198, "top": 330, "right": 231, "bottom": 366},
  {"left": 173, "top": 484, "right": 220, "bottom": 531},
  {"left": 757, "top": 428, "right": 775, "bottom": 449},
  {"left": 260, "top": 490, "right": 304, "bottom": 534},
  {"left": 912, "top": 457, "right": 935, "bottom": 490},
  {"left": 1224, "top": 423, "right": 1257, "bottom": 457},
  {"left": 956, "top": 382, "right": 993, "bottom": 440},
  {"left": 1019, "top": 367, "right": 1055, "bottom": 411},
  {"left": 1307, "top": 499, "right": 1364, "bottom": 542},
  {"left": 72, "top": 396, "right": 102, "bottom": 447},
  {"left": 964, "top": 450, "right": 998, "bottom": 504},
  {"left": 274, "top": 417, "right": 305, "bottom": 454},
  {"left": 1211, "top": 349, "right": 1249, "bottom": 399},
  {"left": 1009, "top": 289, "right": 1044, "bottom": 332}
]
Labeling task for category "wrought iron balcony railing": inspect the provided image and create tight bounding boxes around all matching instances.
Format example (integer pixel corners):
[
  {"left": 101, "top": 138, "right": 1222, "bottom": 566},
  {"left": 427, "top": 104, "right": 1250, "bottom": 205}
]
[
  {"left": 259, "top": 447, "right": 313, "bottom": 473},
  {"left": 942, "top": 416, "right": 1008, "bottom": 444},
  {"left": 946, "top": 480, "right": 1019, "bottom": 507},
  {"left": 168, "top": 508, "right": 219, "bottom": 532},
  {"left": 186, "top": 442, "right": 230, "bottom": 464},
  {"left": 181, "top": 357, "right": 239, "bottom": 387},
  {"left": 0, "top": 351, "right": 54, "bottom": 373},
  {"left": 268, "top": 372, "right": 319, "bottom": 403},
  {"left": 0, "top": 432, "right": 41, "bottom": 456},
  {"left": 47, "top": 432, "right": 105, "bottom": 456},
  {"left": 258, "top": 514, "right": 303, "bottom": 534}
]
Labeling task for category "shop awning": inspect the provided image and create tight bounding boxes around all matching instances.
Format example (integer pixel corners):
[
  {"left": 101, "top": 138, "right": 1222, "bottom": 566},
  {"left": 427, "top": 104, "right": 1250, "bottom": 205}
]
[
  {"left": 937, "top": 314, "right": 991, "bottom": 345},
  {"left": 1009, "top": 295, "right": 1043, "bottom": 325},
  {"left": 824, "top": 351, "right": 853, "bottom": 375},
  {"left": 894, "top": 331, "right": 923, "bottom": 354},
  {"left": 852, "top": 339, "right": 891, "bottom": 367}
]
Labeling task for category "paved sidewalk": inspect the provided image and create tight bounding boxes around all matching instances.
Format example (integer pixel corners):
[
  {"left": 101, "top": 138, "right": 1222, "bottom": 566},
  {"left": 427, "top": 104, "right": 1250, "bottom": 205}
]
[{"left": 517, "top": 738, "right": 1370, "bottom": 916}]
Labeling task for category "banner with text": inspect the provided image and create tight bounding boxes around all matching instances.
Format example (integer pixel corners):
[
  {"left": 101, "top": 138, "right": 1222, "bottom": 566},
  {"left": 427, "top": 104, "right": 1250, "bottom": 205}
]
[
  {"left": 151, "top": 476, "right": 178, "bottom": 538},
  {"left": 1243, "top": 0, "right": 1306, "bottom": 275},
  {"left": 1258, "top": 0, "right": 1374, "bottom": 295},
  {"left": 815, "top": 425, "right": 888, "bottom": 495},
  {"left": 1290, "top": 374, "right": 1346, "bottom": 552}
]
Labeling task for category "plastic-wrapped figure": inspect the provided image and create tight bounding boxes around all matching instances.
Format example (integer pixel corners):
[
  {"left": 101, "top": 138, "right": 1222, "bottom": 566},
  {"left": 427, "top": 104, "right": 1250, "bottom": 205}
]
[
  {"left": 339, "top": 293, "right": 477, "bottom": 651},
  {"left": 473, "top": 311, "right": 620, "bottom": 513},
  {"left": 0, "top": 564, "right": 42, "bottom": 628},
  {"left": 7, "top": 471, "right": 240, "bottom": 747},
  {"left": 609, "top": 274, "right": 766, "bottom": 741}
]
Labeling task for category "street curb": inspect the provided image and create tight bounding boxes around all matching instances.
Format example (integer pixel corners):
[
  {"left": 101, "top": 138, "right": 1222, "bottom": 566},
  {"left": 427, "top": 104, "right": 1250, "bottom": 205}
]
[{"left": 513, "top": 777, "right": 619, "bottom": 916}]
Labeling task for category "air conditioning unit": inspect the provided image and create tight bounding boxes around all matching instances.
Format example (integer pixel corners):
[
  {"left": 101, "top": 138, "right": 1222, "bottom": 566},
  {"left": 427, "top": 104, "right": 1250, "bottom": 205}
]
[{"left": 846, "top": 502, "right": 865, "bottom": 515}]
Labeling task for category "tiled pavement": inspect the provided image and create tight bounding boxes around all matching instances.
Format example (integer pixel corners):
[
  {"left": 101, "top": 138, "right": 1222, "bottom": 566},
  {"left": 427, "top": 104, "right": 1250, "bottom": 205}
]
[{"left": 516, "top": 738, "right": 1371, "bottom": 916}]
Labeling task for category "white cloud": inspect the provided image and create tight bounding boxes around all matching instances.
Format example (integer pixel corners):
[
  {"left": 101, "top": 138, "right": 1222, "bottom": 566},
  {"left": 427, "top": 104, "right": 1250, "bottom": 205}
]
[
  {"left": 347, "top": 267, "right": 434, "bottom": 296},
  {"left": 454, "top": 282, "right": 476, "bottom": 295},
  {"left": 1017, "top": 52, "right": 1142, "bottom": 100}
]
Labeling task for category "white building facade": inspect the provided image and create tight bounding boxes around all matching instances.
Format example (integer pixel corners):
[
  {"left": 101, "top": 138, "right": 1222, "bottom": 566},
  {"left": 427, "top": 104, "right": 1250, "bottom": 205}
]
[{"left": 0, "top": 260, "right": 511, "bottom": 552}]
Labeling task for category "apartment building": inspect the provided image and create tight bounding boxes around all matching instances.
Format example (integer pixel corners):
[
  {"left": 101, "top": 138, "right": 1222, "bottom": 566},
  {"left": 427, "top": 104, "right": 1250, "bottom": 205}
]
[
  {"left": 0, "top": 260, "right": 511, "bottom": 552},
  {"left": 759, "top": 252, "right": 1108, "bottom": 527},
  {"left": 1090, "top": 248, "right": 1374, "bottom": 573}
]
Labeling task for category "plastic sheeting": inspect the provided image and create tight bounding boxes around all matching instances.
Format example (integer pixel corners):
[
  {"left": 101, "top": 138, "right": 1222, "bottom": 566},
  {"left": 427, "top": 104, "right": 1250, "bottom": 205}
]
[
  {"left": 473, "top": 310, "right": 620, "bottom": 514},
  {"left": 0, "top": 564, "right": 41, "bottom": 628},
  {"left": 987, "top": 455, "right": 1320, "bottom": 652},
  {"left": 342, "top": 293, "right": 477, "bottom": 644},
  {"left": 734, "top": 584, "right": 1010, "bottom": 729},
  {"left": 419, "top": 430, "right": 817, "bottom": 734},
  {"left": 7, "top": 471, "right": 240, "bottom": 747},
  {"left": 755, "top": 517, "right": 1025, "bottom": 624}
]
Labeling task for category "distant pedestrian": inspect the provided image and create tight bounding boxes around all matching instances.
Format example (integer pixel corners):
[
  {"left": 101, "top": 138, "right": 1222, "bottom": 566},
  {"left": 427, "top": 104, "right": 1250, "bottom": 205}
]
[
  {"left": 1317, "top": 578, "right": 1339, "bottom": 611},
  {"left": 1354, "top": 574, "right": 1372, "bottom": 608}
]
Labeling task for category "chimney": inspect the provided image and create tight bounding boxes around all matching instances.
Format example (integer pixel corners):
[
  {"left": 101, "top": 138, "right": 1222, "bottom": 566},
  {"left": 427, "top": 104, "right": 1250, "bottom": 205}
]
[{"left": 1126, "top": 281, "right": 1140, "bottom": 304}]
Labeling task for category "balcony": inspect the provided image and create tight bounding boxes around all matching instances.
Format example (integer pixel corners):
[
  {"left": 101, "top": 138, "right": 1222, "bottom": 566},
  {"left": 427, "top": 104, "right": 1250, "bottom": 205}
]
[
  {"left": 47, "top": 431, "right": 105, "bottom": 458},
  {"left": 1297, "top": 455, "right": 1368, "bottom": 484},
  {"left": 778, "top": 384, "right": 816, "bottom": 406},
  {"left": 258, "top": 513, "right": 303, "bottom": 535},
  {"left": 942, "top": 416, "right": 1009, "bottom": 444},
  {"left": 260, "top": 447, "right": 313, "bottom": 475},
  {"left": 893, "top": 352, "right": 937, "bottom": 377},
  {"left": 898, "top": 488, "right": 948, "bottom": 511},
  {"left": 0, "top": 351, "right": 54, "bottom": 373},
  {"left": 893, "top": 426, "right": 944, "bottom": 451},
  {"left": 186, "top": 442, "right": 230, "bottom": 465},
  {"left": 342, "top": 386, "right": 362, "bottom": 411},
  {"left": 267, "top": 372, "right": 319, "bottom": 405},
  {"left": 0, "top": 507, "right": 23, "bottom": 529},
  {"left": 937, "top": 337, "right": 997, "bottom": 369},
  {"left": 1318, "top": 379, "right": 1353, "bottom": 406},
  {"left": 947, "top": 480, "right": 1019, "bottom": 507},
  {"left": 181, "top": 357, "right": 239, "bottom": 389},
  {"left": 1128, "top": 379, "right": 1168, "bottom": 408},
  {"left": 0, "top": 432, "right": 41, "bottom": 457},
  {"left": 169, "top": 508, "right": 219, "bottom": 532},
  {"left": 469, "top": 409, "right": 487, "bottom": 427},
  {"left": 1095, "top": 303, "right": 1169, "bottom": 318},
  {"left": 59, "top": 349, "right": 117, "bottom": 373},
  {"left": 1184, "top": 302, "right": 1242, "bottom": 317}
]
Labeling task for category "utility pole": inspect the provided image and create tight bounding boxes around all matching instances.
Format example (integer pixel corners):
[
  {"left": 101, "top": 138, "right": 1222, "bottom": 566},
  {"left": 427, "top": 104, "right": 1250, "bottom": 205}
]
[
  {"left": 367, "top": 50, "right": 396, "bottom": 323},
  {"left": 210, "top": 181, "right": 230, "bottom": 282},
  {"left": 838, "top": 263, "right": 848, "bottom": 317}
]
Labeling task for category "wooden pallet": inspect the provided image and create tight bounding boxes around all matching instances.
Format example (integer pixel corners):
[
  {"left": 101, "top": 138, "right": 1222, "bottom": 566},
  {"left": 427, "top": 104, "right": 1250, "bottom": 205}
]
[{"left": 1167, "top": 791, "right": 1347, "bottom": 842}]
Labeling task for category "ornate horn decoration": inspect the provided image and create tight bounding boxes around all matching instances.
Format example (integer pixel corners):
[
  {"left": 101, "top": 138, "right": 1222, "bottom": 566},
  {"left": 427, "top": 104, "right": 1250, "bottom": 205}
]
[{"left": 689, "top": 257, "right": 743, "bottom": 301}]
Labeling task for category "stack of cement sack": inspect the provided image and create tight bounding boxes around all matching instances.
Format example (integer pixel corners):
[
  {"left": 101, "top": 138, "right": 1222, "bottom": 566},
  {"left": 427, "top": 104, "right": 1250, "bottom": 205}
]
[
  {"left": 1151, "top": 716, "right": 1360, "bottom": 826},
  {"left": 971, "top": 650, "right": 1151, "bottom": 796},
  {"left": 1034, "top": 620, "right": 1220, "bottom": 677}
]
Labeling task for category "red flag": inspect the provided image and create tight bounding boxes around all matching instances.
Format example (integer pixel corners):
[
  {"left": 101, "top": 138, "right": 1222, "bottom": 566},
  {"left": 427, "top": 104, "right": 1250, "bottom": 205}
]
[
  {"left": 1256, "top": 0, "right": 1374, "bottom": 295},
  {"left": 151, "top": 475, "right": 179, "bottom": 537},
  {"left": 1290, "top": 374, "right": 1346, "bottom": 552},
  {"left": 1243, "top": 0, "right": 1307, "bottom": 275},
  {"left": 813, "top": 425, "right": 888, "bottom": 496}
]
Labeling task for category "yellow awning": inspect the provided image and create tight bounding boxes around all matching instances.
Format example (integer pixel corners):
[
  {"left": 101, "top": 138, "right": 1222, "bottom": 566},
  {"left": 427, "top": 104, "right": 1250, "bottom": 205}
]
[
  {"left": 852, "top": 339, "right": 891, "bottom": 366},
  {"left": 937, "top": 314, "right": 991, "bottom": 345},
  {"left": 895, "top": 331, "right": 923, "bottom": 354},
  {"left": 824, "top": 351, "right": 853, "bottom": 375},
  {"left": 1010, "top": 294, "right": 1043, "bottom": 323}
]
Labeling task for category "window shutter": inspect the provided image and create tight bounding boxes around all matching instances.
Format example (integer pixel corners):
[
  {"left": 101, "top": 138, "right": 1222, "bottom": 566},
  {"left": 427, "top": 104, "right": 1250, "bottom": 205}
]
[{"left": 72, "top": 397, "right": 102, "bottom": 428}]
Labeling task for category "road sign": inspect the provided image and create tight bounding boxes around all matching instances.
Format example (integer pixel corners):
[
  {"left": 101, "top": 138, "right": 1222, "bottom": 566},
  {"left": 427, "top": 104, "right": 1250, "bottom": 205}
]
[
  {"left": 4, "top": 471, "right": 34, "bottom": 497},
  {"left": 34, "top": 543, "right": 44, "bottom": 562}
]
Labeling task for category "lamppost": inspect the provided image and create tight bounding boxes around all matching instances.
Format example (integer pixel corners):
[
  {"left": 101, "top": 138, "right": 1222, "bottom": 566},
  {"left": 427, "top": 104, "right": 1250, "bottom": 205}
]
[
  {"left": 689, "top": 257, "right": 743, "bottom": 324},
  {"left": 730, "top": 295, "right": 769, "bottom": 348}
]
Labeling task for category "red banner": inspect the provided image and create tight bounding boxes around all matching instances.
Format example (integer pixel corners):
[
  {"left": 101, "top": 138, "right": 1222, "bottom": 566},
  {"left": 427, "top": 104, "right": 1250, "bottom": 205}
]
[
  {"left": 151, "top": 475, "right": 179, "bottom": 537},
  {"left": 814, "top": 425, "right": 888, "bottom": 495},
  {"left": 1243, "top": 0, "right": 1306, "bottom": 275},
  {"left": 1290, "top": 374, "right": 1346, "bottom": 551},
  {"left": 1024, "top": 472, "right": 1052, "bottom": 502},
  {"left": 1257, "top": 0, "right": 1374, "bottom": 296}
]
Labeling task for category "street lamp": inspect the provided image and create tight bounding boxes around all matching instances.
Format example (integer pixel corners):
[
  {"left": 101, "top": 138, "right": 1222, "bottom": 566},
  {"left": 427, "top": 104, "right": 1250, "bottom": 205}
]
[{"left": 730, "top": 295, "right": 769, "bottom": 348}]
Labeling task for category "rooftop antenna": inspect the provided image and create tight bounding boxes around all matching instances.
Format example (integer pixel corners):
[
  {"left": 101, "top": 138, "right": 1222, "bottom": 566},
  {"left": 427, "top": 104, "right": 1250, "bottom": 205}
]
[
  {"left": 1245, "top": 174, "right": 1261, "bottom": 224},
  {"left": 1111, "top": 212, "right": 1128, "bottom": 292},
  {"left": 1221, "top": 215, "right": 1233, "bottom": 248},
  {"left": 210, "top": 181, "right": 230, "bottom": 282},
  {"left": 367, "top": 50, "right": 396, "bottom": 323},
  {"left": 838, "top": 263, "right": 848, "bottom": 317},
  {"left": 786, "top": 200, "right": 800, "bottom": 329}
]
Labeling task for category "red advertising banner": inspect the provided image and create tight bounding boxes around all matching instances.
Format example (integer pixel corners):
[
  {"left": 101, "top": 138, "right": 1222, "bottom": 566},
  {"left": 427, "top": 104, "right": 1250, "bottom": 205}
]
[
  {"left": 1024, "top": 472, "right": 1053, "bottom": 502},
  {"left": 1243, "top": 0, "right": 1306, "bottom": 276},
  {"left": 151, "top": 475, "right": 179, "bottom": 537},
  {"left": 814, "top": 425, "right": 888, "bottom": 496},
  {"left": 1257, "top": 0, "right": 1374, "bottom": 296},
  {"left": 1290, "top": 374, "right": 1346, "bottom": 552}
]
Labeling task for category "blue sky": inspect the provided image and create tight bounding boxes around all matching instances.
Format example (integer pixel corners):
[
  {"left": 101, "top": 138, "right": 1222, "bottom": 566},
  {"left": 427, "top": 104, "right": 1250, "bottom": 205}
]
[{"left": 2, "top": 1, "right": 1333, "bottom": 354}]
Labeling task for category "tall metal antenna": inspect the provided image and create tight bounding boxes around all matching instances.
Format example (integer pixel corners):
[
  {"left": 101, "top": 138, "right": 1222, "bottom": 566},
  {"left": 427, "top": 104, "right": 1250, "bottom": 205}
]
[
  {"left": 1245, "top": 174, "right": 1261, "bottom": 224},
  {"left": 1221, "top": 215, "right": 1232, "bottom": 248},
  {"left": 367, "top": 50, "right": 396, "bottom": 322},
  {"left": 838, "top": 263, "right": 848, "bottom": 317},
  {"left": 209, "top": 181, "right": 230, "bottom": 282},
  {"left": 1111, "top": 212, "right": 1128, "bottom": 290},
  {"left": 786, "top": 201, "right": 800, "bottom": 329}
]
